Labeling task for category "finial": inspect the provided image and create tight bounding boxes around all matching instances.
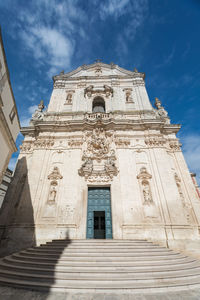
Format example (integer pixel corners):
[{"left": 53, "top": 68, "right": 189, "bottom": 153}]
[
  {"left": 134, "top": 67, "right": 138, "bottom": 72},
  {"left": 60, "top": 70, "right": 64, "bottom": 75}
]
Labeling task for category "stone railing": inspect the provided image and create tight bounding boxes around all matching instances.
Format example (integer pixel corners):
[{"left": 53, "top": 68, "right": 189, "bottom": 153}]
[{"left": 84, "top": 112, "right": 112, "bottom": 121}]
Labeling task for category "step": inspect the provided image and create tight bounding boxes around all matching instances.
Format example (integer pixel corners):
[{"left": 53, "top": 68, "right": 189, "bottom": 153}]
[
  {"left": 1, "top": 269, "right": 200, "bottom": 287},
  {"left": 2, "top": 261, "right": 200, "bottom": 279},
  {"left": 1, "top": 239, "right": 200, "bottom": 293},
  {"left": 24, "top": 249, "right": 177, "bottom": 256},
  {"left": 36, "top": 246, "right": 173, "bottom": 252},
  {"left": 10, "top": 253, "right": 195, "bottom": 265},
  {"left": 3, "top": 257, "right": 200, "bottom": 272},
  {"left": 4, "top": 256, "right": 199, "bottom": 271},
  {"left": 13, "top": 252, "right": 184, "bottom": 262}
]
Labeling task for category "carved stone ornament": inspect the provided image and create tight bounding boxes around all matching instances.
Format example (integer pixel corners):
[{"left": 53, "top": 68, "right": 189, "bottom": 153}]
[
  {"left": 86, "top": 128, "right": 111, "bottom": 160},
  {"left": 20, "top": 141, "right": 34, "bottom": 153},
  {"left": 20, "top": 139, "right": 54, "bottom": 153},
  {"left": 169, "top": 140, "right": 181, "bottom": 151},
  {"left": 123, "top": 88, "right": 134, "bottom": 103},
  {"left": 154, "top": 97, "right": 169, "bottom": 124},
  {"left": 31, "top": 100, "right": 45, "bottom": 121},
  {"left": 137, "top": 167, "right": 152, "bottom": 181},
  {"left": 68, "top": 139, "right": 83, "bottom": 147},
  {"left": 84, "top": 85, "right": 113, "bottom": 98},
  {"left": 78, "top": 127, "right": 118, "bottom": 182},
  {"left": 145, "top": 137, "right": 166, "bottom": 147},
  {"left": 34, "top": 139, "right": 54, "bottom": 149},
  {"left": 95, "top": 66, "right": 102, "bottom": 76},
  {"left": 114, "top": 138, "right": 130, "bottom": 147},
  {"left": 48, "top": 166, "right": 63, "bottom": 181}
]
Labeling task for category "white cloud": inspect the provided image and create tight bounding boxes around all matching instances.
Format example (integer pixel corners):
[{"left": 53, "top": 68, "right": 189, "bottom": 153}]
[
  {"left": 20, "top": 117, "right": 31, "bottom": 127},
  {"left": 13, "top": 1, "right": 87, "bottom": 76},
  {"left": 100, "top": 0, "right": 130, "bottom": 19},
  {"left": 21, "top": 27, "right": 74, "bottom": 76},
  {"left": 28, "top": 105, "right": 38, "bottom": 115},
  {"left": 181, "top": 134, "right": 200, "bottom": 184},
  {"left": 20, "top": 104, "right": 39, "bottom": 127}
]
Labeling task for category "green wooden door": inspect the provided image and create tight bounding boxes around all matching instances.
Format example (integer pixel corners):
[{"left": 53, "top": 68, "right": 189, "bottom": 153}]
[{"left": 86, "top": 187, "right": 112, "bottom": 239}]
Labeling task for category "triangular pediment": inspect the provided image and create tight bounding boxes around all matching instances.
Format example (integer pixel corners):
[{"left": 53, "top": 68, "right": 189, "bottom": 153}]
[{"left": 53, "top": 62, "right": 144, "bottom": 80}]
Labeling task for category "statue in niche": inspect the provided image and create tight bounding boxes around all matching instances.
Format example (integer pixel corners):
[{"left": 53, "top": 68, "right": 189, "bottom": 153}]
[
  {"left": 66, "top": 93, "right": 72, "bottom": 104},
  {"left": 142, "top": 181, "right": 153, "bottom": 205},
  {"left": 174, "top": 173, "right": 185, "bottom": 206},
  {"left": 48, "top": 186, "right": 57, "bottom": 204},
  {"left": 126, "top": 90, "right": 133, "bottom": 102},
  {"left": 123, "top": 88, "right": 133, "bottom": 103},
  {"left": 47, "top": 182, "right": 57, "bottom": 205}
]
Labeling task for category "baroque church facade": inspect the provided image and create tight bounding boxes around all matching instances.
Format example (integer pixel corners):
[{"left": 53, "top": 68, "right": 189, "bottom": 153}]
[{"left": 1, "top": 62, "right": 200, "bottom": 255}]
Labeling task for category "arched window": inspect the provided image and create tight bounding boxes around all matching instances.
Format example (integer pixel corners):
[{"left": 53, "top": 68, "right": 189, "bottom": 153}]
[{"left": 92, "top": 97, "right": 105, "bottom": 113}]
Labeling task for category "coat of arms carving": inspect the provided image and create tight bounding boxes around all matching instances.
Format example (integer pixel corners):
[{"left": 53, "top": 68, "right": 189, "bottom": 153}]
[{"left": 78, "top": 127, "right": 118, "bottom": 182}]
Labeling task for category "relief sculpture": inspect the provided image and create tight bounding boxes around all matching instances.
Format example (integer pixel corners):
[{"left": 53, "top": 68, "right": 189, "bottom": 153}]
[
  {"left": 174, "top": 173, "right": 195, "bottom": 224},
  {"left": 137, "top": 167, "right": 159, "bottom": 219},
  {"left": 78, "top": 127, "right": 118, "bottom": 182}
]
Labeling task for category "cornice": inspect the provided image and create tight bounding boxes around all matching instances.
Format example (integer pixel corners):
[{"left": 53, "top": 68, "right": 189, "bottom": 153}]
[
  {"left": 53, "top": 62, "right": 145, "bottom": 82},
  {"left": 21, "top": 118, "right": 181, "bottom": 136}
]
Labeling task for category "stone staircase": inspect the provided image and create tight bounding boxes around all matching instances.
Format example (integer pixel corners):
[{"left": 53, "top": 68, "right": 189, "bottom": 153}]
[{"left": 0, "top": 239, "right": 200, "bottom": 293}]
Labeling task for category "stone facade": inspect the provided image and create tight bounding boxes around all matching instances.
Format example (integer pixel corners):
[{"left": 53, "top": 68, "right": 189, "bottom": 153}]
[
  {"left": 0, "top": 62, "right": 200, "bottom": 256},
  {"left": 0, "top": 29, "right": 20, "bottom": 185}
]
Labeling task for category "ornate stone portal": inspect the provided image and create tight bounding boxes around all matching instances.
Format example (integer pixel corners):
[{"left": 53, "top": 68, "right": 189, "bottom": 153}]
[{"left": 0, "top": 61, "right": 200, "bottom": 256}]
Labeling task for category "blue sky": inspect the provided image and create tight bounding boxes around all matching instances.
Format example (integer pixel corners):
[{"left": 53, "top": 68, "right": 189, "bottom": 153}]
[{"left": 0, "top": 0, "right": 200, "bottom": 183}]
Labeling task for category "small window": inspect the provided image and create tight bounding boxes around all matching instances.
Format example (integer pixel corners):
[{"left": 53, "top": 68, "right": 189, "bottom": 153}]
[
  {"left": 9, "top": 106, "right": 16, "bottom": 123},
  {"left": 92, "top": 96, "right": 105, "bottom": 113}
]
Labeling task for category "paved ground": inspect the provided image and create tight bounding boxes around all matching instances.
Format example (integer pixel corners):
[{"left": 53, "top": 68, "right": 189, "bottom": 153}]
[{"left": 1, "top": 286, "right": 200, "bottom": 300}]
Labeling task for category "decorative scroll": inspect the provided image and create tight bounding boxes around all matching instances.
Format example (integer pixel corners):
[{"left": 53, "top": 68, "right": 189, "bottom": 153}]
[{"left": 84, "top": 85, "right": 113, "bottom": 98}]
